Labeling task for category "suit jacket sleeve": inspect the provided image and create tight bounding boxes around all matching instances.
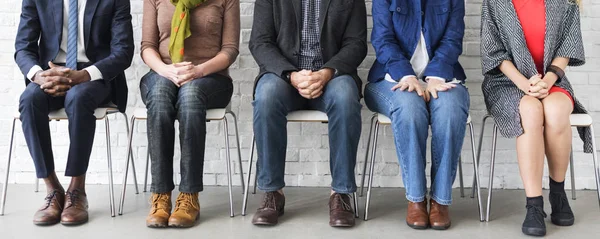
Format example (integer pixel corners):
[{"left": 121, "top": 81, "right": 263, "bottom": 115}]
[
  {"left": 14, "top": 0, "right": 42, "bottom": 78},
  {"left": 249, "top": 0, "right": 298, "bottom": 82},
  {"left": 423, "top": 0, "right": 465, "bottom": 81},
  {"left": 92, "top": 0, "right": 134, "bottom": 81},
  {"left": 322, "top": 0, "right": 367, "bottom": 77}
]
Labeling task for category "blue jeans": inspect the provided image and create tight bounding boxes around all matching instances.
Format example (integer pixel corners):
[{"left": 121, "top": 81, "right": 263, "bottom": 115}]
[
  {"left": 253, "top": 73, "right": 362, "bottom": 194},
  {"left": 140, "top": 71, "right": 233, "bottom": 193},
  {"left": 364, "top": 80, "right": 469, "bottom": 205}
]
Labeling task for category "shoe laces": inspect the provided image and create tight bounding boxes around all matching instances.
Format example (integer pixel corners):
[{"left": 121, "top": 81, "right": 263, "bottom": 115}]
[
  {"left": 150, "top": 193, "right": 170, "bottom": 213},
  {"left": 174, "top": 193, "right": 199, "bottom": 213},
  {"left": 525, "top": 204, "right": 547, "bottom": 224},
  {"left": 65, "top": 190, "right": 82, "bottom": 209},
  {"left": 42, "top": 190, "right": 62, "bottom": 210},
  {"left": 259, "top": 192, "right": 278, "bottom": 210},
  {"left": 330, "top": 194, "right": 353, "bottom": 212}
]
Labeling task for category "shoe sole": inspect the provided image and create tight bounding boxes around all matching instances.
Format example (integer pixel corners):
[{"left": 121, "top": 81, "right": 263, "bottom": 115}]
[
  {"left": 61, "top": 218, "right": 88, "bottom": 226},
  {"left": 431, "top": 222, "right": 451, "bottom": 230},
  {"left": 146, "top": 223, "right": 169, "bottom": 228},
  {"left": 252, "top": 209, "right": 284, "bottom": 226},
  {"left": 551, "top": 217, "right": 574, "bottom": 226},
  {"left": 522, "top": 227, "right": 546, "bottom": 237},
  {"left": 329, "top": 222, "right": 355, "bottom": 227},
  {"left": 33, "top": 220, "right": 60, "bottom": 226},
  {"left": 168, "top": 213, "right": 199, "bottom": 228},
  {"left": 406, "top": 222, "right": 429, "bottom": 230}
]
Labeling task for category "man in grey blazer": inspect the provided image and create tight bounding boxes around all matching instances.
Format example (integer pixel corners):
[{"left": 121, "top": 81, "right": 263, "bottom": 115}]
[{"left": 249, "top": 0, "right": 367, "bottom": 227}]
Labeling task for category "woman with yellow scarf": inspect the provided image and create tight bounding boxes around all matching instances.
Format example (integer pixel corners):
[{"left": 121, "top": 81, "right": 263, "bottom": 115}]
[{"left": 140, "top": 0, "right": 240, "bottom": 228}]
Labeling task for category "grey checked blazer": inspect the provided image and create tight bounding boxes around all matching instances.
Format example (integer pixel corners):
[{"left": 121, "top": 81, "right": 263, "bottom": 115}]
[{"left": 480, "top": 0, "right": 591, "bottom": 153}]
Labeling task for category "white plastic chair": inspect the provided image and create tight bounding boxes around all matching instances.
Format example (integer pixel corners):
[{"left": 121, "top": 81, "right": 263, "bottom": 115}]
[
  {"left": 117, "top": 106, "right": 244, "bottom": 217},
  {"left": 360, "top": 113, "right": 484, "bottom": 222},
  {"left": 480, "top": 113, "right": 600, "bottom": 221},
  {"left": 241, "top": 110, "right": 360, "bottom": 218},
  {"left": 0, "top": 106, "right": 136, "bottom": 217}
]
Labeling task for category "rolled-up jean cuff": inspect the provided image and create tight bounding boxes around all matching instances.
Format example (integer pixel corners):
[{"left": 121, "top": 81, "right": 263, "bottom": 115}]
[
  {"left": 431, "top": 194, "right": 452, "bottom": 205},
  {"left": 332, "top": 186, "right": 357, "bottom": 195},
  {"left": 179, "top": 185, "right": 204, "bottom": 194},
  {"left": 406, "top": 194, "right": 426, "bottom": 203},
  {"left": 257, "top": 183, "right": 285, "bottom": 193}
]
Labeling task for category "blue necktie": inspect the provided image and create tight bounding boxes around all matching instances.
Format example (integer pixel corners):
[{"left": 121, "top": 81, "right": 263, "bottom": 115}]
[{"left": 66, "top": 0, "right": 78, "bottom": 70}]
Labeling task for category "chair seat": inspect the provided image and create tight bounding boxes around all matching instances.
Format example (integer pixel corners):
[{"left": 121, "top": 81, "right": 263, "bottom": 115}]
[
  {"left": 14, "top": 108, "right": 113, "bottom": 120},
  {"left": 287, "top": 110, "right": 328, "bottom": 122},
  {"left": 377, "top": 114, "right": 472, "bottom": 125},
  {"left": 570, "top": 114, "right": 593, "bottom": 127},
  {"left": 132, "top": 107, "right": 227, "bottom": 121}
]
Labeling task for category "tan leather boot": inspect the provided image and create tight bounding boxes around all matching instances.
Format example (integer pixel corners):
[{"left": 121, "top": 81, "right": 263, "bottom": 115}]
[
  {"left": 146, "top": 192, "right": 172, "bottom": 228},
  {"left": 168, "top": 192, "right": 200, "bottom": 228}
]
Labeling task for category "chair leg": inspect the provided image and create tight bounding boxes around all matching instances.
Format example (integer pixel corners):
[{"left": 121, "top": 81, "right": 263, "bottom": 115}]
[
  {"left": 242, "top": 135, "right": 255, "bottom": 216},
  {"left": 570, "top": 146, "right": 576, "bottom": 200},
  {"left": 588, "top": 125, "right": 600, "bottom": 209},
  {"left": 468, "top": 122, "right": 484, "bottom": 222},
  {"left": 143, "top": 127, "right": 150, "bottom": 193},
  {"left": 353, "top": 192, "right": 359, "bottom": 218},
  {"left": 35, "top": 178, "right": 39, "bottom": 193},
  {"left": 485, "top": 124, "right": 499, "bottom": 222},
  {"left": 364, "top": 121, "right": 380, "bottom": 221},
  {"left": 105, "top": 118, "right": 116, "bottom": 217},
  {"left": 360, "top": 114, "right": 377, "bottom": 197},
  {"left": 118, "top": 117, "right": 136, "bottom": 215},
  {"left": 122, "top": 113, "right": 139, "bottom": 194},
  {"left": 472, "top": 115, "right": 491, "bottom": 198},
  {"left": 459, "top": 156, "right": 464, "bottom": 198},
  {"left": 228, "top": 111, "right": 245, "bottom": 191},
  {"left": 1, "top": 119, "right": 16, "bottom": 216},
  {"left": 253, "top": 166, "right": 258, "bottom": 194},
  {"left": 223, "top": 117, "right": 235, "bottom": 217}
]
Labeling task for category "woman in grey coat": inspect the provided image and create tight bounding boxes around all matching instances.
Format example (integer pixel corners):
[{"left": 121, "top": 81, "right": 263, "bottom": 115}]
[{"left": 480, "top": 0, "right": 587, "bottom": 236}]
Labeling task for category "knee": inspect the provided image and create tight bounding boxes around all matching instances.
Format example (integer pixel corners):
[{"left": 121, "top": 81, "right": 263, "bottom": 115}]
[
  {"left": 19, "top": 83, "right": 48, "bottom": 111},
  {"left": 389, "top": 94, "right": 428, "bottom": 125},
  {"left": 542, "top": 97, "right": 572, "bottom": 133},
  {"left": 323, "top": 76, "right": 361, "bottom": 113},
  {"left": 64, "top": 86, "right": 95, "bottom": 112},
  {"left": 145, "top": 78, "right": 177, "bottom": 110},
  {"left": 177, "top": 85, "right": 207, "bottom": 112},
  {"left": 253, "top": 74, "right": 291, "bottom": 115},
  {"left": 519, "top": 96, "right": 544, "bottom": 129}
]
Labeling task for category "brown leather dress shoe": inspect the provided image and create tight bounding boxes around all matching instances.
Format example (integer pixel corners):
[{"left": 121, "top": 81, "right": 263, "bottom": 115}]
[
  {"left": 406, "top": 201, "right": 429, "bottom": 229},
  {"left": 168, "top": 192, "right": 199, "bottom": 228},
  {"left": 146, "top": 192, "right": 172, "bottom": 228},
  {"left": 33, "top": 189, "right": 65, "bottom": 225},
  {"left": 429, "top": 199, "right": 451, "bottom": 230},
  {"left": 329, "top": 193, "right": 355, "bottom": 227},
  {"left": 252, "top": 191, "right": 285, "bottom": 226},
  {"left": 61, "top": 189, "right": 89, "bottom": 225}
]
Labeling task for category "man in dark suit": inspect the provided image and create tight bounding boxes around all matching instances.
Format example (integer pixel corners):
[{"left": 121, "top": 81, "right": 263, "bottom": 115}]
[
  {"left": 14, "top": 0, "right": 133, "bottom": 225},
  {"left": 249, "top": 0, "right": 367, "bottom": 227}
]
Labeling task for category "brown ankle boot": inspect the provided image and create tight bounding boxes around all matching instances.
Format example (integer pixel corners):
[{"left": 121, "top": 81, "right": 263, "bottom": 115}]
[
  {"left": 168, "top": 192, "right": 200, "bottom": 228},
  {"left": 146, "top": 192, "right": 172, "bottom": 228},
  {"left": 406, "top": 201, "right": 429, "bottom": 229},
  {"left": 429, "top": 199, "right": 451, "bottom": 230}
]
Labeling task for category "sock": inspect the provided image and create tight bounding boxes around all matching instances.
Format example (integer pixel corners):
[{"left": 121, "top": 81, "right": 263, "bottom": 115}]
[
  {"left": 549, "top": 177, "right": 565, "bottom": 193},
  {"left": 526, "top": 195, "right": 544, "bottom": 207}
]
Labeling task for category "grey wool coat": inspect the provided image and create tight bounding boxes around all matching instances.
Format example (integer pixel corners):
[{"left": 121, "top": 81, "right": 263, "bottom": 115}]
[{"left": 480, "top": 0, "right": 592, "bottom": 153}]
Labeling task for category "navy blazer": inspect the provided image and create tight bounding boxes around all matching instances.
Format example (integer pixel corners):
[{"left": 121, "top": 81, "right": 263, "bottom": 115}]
[
  {"left": 368, "top": 0, "right": 466, "bottom": 83},
  {"left": 14, "top": 0, "right": 134, "bottom": 112}
]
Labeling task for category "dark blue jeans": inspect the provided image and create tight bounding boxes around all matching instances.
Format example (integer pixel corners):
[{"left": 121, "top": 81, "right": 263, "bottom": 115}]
[
  {"left": 19, "top": 80, "right": 111, "bottom": 178},
  {"left": 140, "top": 71, "right": 233, "bottom": 193},
  {"left": 364, "top": 80, "right": 469, "bottom": 205},
  {"left": 253, "top": 73, "right": 362, "bottom": 194}
]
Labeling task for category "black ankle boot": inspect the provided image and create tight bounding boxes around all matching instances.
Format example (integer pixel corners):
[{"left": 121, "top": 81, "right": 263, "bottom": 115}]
[
  {"left": 549, "top": 178, "right": 575, "bottom": 226},
  {"left": 522, "top": 196, "right": 547, "bottom": 237}
]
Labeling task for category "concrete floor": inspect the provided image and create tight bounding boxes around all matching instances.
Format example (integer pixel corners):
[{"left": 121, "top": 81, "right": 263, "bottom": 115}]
[{"left": 0, "top": 185, "right": 599, "bottom": 239}]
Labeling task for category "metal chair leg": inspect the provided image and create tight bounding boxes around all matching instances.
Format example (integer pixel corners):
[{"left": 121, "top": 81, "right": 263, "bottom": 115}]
[
  {"left": 353, "top": 192, "right": 359, "bottom": 218},
  {"left": 228, "top": 111, "right": 245, "bottom": 190},
  {"left": 1, "top": 119, "right": 16, "bottom": 216},
  {"left": 223, "top": 117, "right": 234, "bottom": 217},
  {"left": 360, "top": 114, "right": 377, "bottom": 197},
  {"left": 588, "top": 125, "right": 600, "bottom": 209},
  {"left": 364, "top": 121, "right": 380, "bottom": 221},
  {"left": 469, "top": 122, "right": 484, "bottom": 222},
  {"left": 472, "top": 115, "right": 491, "bottom": 198},
  {"left": 485, "top": 124, "right": 499, "bottom": 222},
  {"left": 242, "top": 135, "right": 255, "bottom": 216},
  {"left": 122, "top": 113, "right": 139, "bottom": 194},
  {"left": 105, "top": 118, "right": 116, "bottom": 217},
  {"left": 35, "top": 178, "right": 39, "bottom": 193},
  {"left": 118, "top": 117, "right": 136, "bottom": 215},
  {"left": 253, "top": 166, "right": 258, "bottom": 194},
  {"left": 143, "top": 146, "right": 150, "bottom": 193},
  {"left": 459, "top": 156, "right": 464, "bottom": 198},
  {"left": 570, "top": 146, "right": 576, "bottom": 200}
]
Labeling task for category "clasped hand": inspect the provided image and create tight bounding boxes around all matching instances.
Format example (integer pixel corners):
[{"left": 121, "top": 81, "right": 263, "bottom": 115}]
[
  {"left": 291, "top": 69, "right": 334, "bottom": 99},
  {"left": 391, "top": 76, "right": 456, "bottom": 102},
  {"left": 34, "top": 62, "right": 91, "bottom": 97},
  {"left": 521, "top": 74, "right": 549, "bottom": 99},
  {"left": 159, "top": 61, "right": 204, "bottom": 87}
]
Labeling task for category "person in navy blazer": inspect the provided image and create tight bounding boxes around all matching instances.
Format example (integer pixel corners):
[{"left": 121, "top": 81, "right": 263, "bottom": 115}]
[
  {"left": 364, "top": 0, "right": 467, "bottom": 230},
  {"left": 14, "top": 0, "right": 133, "bottom": 225}
]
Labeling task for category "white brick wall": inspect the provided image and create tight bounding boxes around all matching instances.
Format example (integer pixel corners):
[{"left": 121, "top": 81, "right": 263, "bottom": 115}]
[{"left": 1, "top": 0, "right": 599, "bottom": 190}]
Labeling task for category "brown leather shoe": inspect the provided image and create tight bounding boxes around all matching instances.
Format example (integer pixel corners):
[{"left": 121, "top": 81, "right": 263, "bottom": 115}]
[
  {"left": 33, "top": 189, "right": 65, "bottom": 225},
  {"left": 329, "top": 193, "right": 355, "bottom": 227},
  {"left": 146, "top": 192, "right": 172, "bottom": 228},
  {"left": 429, "top": 199, "right": 451, "bottom": 230},
  {"left": 406, "top": 201, "right": 429, "bottom": 229},
  {"left": 168, "top": 192, "right": 199, "bottom": 228},
  {"left": 252, "top": 191, "right": 285, "bottom": 226},
  {"left": 61, "top": 189, "right": 88, "bottom": 225}
]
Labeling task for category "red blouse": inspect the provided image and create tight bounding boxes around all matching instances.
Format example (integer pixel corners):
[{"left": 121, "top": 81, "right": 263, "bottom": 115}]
[{"left": 513, "top": 0, "right": 546, "bottom": 74}]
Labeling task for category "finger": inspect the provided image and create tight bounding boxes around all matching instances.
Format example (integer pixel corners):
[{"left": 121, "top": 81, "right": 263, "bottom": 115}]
[
  {"left": 436, "top": 86, "right": 449, "bottom": 92},
  {"left": 52, "top": 92, "right": 67, "bottom": 97},
  {"left": 430, "top": 88, "right": 439, "bottom": 99},
  {"left": 53, "top": 85, "right": 71, "bottom": 92},
  {"left": 399, "top": 83, "right": 409, "bottom": 91},
  {"left": 48, "top": 61, "right": 58, "bottom": 69},
  {"left": 415, "top": 85, "right": 424, "bottom": 96},
  {"left": 536, "top": 81, "right": 548, "bottom": 89},
  {"left": 40, "top": 81, "right": 55, "bottom": 89},
  {"left": 173, "top": 62, "right": 192, "bottom": 67},
  {"left": 391, "top": 83, "right": 402, "bottom": 91},
  {"left": 529, "top": 76, "right": 542, "bottom": 86},
  {"left": 445, "top": 83, "right": 457, "bottom": 88},
  {"left": 529, "top": 85, "right": 543, "bottom": 93},
  {"left": 297, "top": 81, "right": 311, "bottom": 89},
  {"left": 407, "top": 83, "right": 415, "bottom": 92},
  {"left": 310, "top": 90, "right": 323, "bottom": 99}
]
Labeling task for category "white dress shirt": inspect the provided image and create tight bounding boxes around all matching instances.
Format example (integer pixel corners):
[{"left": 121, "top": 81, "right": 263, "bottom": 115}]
[
  {"left": 26, "top": 0, "right": 103, "bottom": 81},
  {"left": 385, "top": 32, "right": 459, "bottom": 84}
]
